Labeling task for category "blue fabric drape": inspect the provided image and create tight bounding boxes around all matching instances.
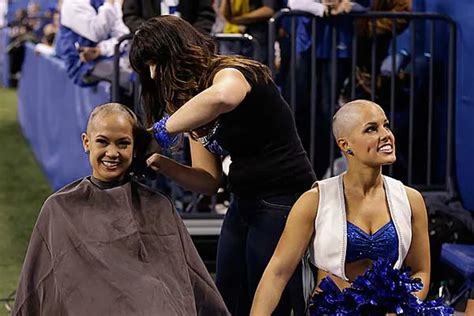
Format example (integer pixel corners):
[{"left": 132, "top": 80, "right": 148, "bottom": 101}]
[{"left": 18, "top": 43, "right": 110, "bottom": 190}]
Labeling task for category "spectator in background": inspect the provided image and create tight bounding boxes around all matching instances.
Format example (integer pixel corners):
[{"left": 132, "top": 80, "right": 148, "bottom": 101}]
[
  {"left": 26, "top": 2, "right": 40, "bottom": 16},
  {"left": 356, "top": 0, "right": 411, "bottom": 82},
  {"left": 211, "top": 0, "right": 226, "bottom": 34},
  {"left": 216, "top": 0, "right": 250, "bottom": 56},
  {"left": 26, "top": 2, "right": 45, "bottom": 39},
  {"left": 8, "top": 2, "right": 54, "bottom": 69},
  {"left": 338, "top": 0, "right": 411, "bottom": 116},
  {"left": 122, "top": 0, "right": 215, "bottom": 34},
  {"left": 379, "top": 0, "right": 424, "bottom": 78},
  {"left": 287, "top": 0, "right": 371, "bottom": 178},
  {"left": 0, "top": 0, "right": 6, "bottom": 28},
  {"left": 34, "top": 24, "right": 57, "bottom": 55},
  {"left": 8, "top": 9, "right": 29, "bottom": 34},
  {"left": 220, "top": 0, "right": 281, "bottom": 64},
  {"left": 55, "top": 0, "right": 131, "bottom": 87},
  {"left": 42, "top": 23, "right": 56, "bottom": 46},
  {"left": 34, "top": 9, "right": 60, "bottom": 56},
  {"left": 6, "top": 8, "right": 36, "bottom": 86}
]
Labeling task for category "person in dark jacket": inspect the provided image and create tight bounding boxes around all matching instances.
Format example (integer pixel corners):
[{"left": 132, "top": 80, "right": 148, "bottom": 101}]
[{"left": 122, "top": 0, "right": 215, "bottom": 33}]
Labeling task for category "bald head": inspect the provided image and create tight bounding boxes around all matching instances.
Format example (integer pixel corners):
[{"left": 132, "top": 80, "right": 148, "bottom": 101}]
[
  {"left": 332, "top": 100, "right": 384, "bottom": 140},
  {"left": 86, "top": 103, "right": 137, "bottom": 135}
]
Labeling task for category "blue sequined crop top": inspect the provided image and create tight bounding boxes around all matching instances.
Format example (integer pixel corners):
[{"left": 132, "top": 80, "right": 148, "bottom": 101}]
[{"left": 346, "top": 220, "right": 399, "bottom": 263}]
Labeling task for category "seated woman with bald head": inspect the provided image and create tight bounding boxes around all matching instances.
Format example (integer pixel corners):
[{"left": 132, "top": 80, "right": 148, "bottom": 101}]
[
  {"left": 13, "top": 103, "right": 229, "bottom": 316},
  {"left": 251, "top": 100, "right": 451, "bottom": 315}
]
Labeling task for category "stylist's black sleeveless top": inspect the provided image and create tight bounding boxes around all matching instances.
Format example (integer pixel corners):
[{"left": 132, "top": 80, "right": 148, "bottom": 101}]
[{"left": 206, "top": 66, "right": 316, "bottom": 198}]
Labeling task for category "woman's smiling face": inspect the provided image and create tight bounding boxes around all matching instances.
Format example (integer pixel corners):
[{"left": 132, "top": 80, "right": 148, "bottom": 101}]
[
  {"left": 346, "top": 103, "right": 396, "bottom": 167},
  {"left": 82, "top": 113, "right": 134, "bottom": 182}
]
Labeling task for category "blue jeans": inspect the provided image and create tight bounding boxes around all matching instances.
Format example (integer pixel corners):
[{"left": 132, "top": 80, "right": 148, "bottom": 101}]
[{"left": 215, "top": 193, "right": 305, "bottom": 315}]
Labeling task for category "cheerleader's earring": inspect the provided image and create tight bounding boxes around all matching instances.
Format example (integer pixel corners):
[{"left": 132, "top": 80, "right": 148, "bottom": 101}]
[{"left": 347, "top": 149, "right": 353, "bottom": 155}]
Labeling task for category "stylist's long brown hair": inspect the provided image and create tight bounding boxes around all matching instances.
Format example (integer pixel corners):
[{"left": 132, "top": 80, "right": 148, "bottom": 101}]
[{"left": 129, "top": 15, "right": 271, "bottom": 126}]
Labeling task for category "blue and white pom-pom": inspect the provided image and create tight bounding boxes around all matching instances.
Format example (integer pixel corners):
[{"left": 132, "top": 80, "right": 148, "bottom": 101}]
[{"left": 308, "top": 258, "right": 453, "bottom": 315}]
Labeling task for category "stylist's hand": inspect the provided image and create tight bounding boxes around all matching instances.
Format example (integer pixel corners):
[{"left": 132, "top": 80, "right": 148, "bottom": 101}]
[
  {"left": 146, "top": 153, "right": 165, "bottom": 173},
  {"left": 147, "top": 126, "right": 159, "bottom": 145},
  {"left": 145, "top": 123, "right": 164, "bottom": 173}
]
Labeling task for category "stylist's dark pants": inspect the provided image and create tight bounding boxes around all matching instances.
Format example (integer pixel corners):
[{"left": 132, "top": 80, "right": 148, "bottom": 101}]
[{"left": 215, "top": 194, "right": 305, "bottom": 316}]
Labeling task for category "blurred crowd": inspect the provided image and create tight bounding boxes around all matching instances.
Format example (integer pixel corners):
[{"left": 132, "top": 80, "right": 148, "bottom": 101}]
[
  {"left": 3, "top": 0, "right": 447, "bottom": 201},
  {"left": 1, "top": 1, "right": 412, "bottom": 92},
  {"left": 1, "top": 0, "right": 421, "bottom": 203},
  {"left": 4, "top": 1, "right": 60, "bottom": 85}
]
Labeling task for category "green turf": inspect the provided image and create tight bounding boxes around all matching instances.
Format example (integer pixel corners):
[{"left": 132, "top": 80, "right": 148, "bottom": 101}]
[{"left": 0, "top": 88, "right": 52, "bottom": 314}]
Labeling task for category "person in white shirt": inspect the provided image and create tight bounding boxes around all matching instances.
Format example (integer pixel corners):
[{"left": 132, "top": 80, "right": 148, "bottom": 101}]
[
  {"left": 0, "top": 0, "right": 7, "bottom": 28},
  {"left": 55, "top": 0, "right": 131, "bottom": 87},
  {"left": 288, "top": 0, "right": 353, "bottom": 17},
  {"left": 61, "top": 0, "right": 128, "bottom": 60}
]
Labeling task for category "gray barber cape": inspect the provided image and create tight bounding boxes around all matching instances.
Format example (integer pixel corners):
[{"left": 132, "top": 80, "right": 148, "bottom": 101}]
[{"left": 13, "top": 177, "right": 229, "bottom": 316}]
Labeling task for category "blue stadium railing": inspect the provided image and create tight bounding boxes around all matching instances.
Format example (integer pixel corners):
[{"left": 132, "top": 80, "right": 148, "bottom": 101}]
[
  {"left": 269, "top": 10, "right": 457, "bottom": 196},
  {"left": 111, "top": 10, "right": 459, "bottom": 220}
]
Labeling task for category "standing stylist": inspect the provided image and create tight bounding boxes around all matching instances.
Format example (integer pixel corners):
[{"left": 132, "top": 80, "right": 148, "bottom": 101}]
[{"left": 129, "top": 15, "right": 316, "bottom": 315}]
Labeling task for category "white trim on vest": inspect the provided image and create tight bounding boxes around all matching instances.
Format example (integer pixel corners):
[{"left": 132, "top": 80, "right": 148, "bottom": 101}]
[{"left": 310, "top": 174, "right": 412, "bottom": 281}]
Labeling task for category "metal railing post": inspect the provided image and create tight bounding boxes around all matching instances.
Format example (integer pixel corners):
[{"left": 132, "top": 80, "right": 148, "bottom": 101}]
[
  {"left": 112, "top": 33, "right": 133, "bottom": 102},
  {"left": 267, "top": 10, "right": 457, "bottom": 190}
]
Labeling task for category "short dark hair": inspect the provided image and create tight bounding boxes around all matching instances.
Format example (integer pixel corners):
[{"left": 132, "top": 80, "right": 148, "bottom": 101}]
[{"left": 86, "top": 102, "right": 138, "bottom": 134}]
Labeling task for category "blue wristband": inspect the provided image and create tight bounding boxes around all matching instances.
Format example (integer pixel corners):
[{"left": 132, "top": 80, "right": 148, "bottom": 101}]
[{"left": 151, "top": 115, "right": 178, "bottom": 150}]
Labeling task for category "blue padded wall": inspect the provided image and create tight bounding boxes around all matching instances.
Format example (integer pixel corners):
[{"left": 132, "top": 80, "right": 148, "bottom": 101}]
[
  {"left": 427, "top": 0, "right": 474, "bottom": 211},
  {"left": 18, "top": 43, "right": 110, "bottom": 190}
]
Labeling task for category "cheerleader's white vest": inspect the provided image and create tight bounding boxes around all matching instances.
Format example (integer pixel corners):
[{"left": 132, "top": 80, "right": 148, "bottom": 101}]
[{"left": 309, "top": 174, "right": 412, "bottom": 281}]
